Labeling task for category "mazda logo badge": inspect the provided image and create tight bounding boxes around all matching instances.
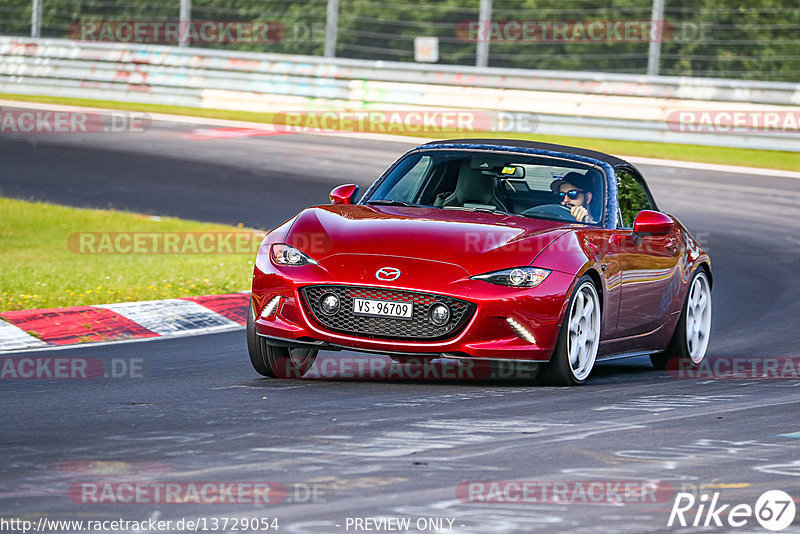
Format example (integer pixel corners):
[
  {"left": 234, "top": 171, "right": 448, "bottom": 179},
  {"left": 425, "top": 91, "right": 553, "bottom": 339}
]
[{"left": 375, "top": 267, "right": 401, "bottom": 281}]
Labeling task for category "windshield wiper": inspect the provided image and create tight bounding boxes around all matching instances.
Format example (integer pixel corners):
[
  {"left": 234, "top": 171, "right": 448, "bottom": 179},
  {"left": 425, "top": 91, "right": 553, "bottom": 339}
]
[
  {"left": 442, "top": 205, "right": 510, "bottom": 216},
  {"left": 366, "top": 199, "right": 421, "bottom": 207}
]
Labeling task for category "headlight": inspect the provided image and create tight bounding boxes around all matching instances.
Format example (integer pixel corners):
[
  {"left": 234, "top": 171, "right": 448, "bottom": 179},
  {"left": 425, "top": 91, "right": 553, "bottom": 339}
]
[
  {"left": 270, "top": 244, "right": 318, "bottom": 266},
  {"left": 471, "top": 267, "right": 550, "bottom": 288}
]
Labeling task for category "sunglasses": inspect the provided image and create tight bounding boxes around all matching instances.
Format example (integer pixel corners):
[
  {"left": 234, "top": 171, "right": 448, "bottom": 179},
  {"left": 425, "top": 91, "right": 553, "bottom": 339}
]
[{"left": 558, "top": 189, "right": 584, "bottom": 200}]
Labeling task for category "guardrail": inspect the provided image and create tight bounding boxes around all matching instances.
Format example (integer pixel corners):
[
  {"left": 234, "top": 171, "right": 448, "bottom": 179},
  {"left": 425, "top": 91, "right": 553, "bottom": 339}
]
[{"left": 1, "top": 36, "right": 799, "bottom": 151}]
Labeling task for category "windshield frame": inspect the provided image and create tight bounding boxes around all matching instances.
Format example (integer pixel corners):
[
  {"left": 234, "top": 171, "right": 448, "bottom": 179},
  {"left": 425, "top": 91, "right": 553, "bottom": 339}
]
[{"left": 360, "top": 146, "right": 617, "bottom": 228}]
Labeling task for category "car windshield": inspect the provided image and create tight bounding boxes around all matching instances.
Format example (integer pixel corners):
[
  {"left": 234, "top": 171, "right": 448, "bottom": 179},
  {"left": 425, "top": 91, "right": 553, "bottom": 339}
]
[{"left": 366, "top": 150, "right": 606, "bottom": 225}]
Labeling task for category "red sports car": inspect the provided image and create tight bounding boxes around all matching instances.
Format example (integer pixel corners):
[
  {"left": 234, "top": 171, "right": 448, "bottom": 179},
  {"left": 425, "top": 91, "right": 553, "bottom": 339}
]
[{"left": 247, "top": 139, "right": 711, "bottom": 385}]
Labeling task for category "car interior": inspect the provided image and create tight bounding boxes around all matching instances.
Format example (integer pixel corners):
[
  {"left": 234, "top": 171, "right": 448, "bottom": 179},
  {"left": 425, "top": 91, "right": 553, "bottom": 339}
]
[{"left": 373, "top": 152, "right": 604, "bottom": 224}]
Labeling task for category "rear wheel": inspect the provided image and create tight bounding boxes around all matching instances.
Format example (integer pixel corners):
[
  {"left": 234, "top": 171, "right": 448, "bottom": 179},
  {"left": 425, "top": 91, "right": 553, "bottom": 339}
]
[
  {"left": 651, "top": 269, "right": 711, "bottom": 370},
  {"left": 542, "top": 276, "right": 601, "bottom": 386},
  {"left": 247, "top": 298, "right": 318, "bottom": 378}
]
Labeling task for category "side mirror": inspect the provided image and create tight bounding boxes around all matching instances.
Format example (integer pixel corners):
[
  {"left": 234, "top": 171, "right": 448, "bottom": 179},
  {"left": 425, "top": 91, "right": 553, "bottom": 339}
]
[
  {"left": 633, "top": 210, "right": 674, "bottom": 236},
  {"left": 329, "top": 184, "right": 359, "bottom": 205}
]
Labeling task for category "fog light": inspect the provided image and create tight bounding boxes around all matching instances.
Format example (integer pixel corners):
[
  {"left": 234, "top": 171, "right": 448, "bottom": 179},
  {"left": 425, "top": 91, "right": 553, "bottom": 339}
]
[
  {"left": 429, "top": 303, "right": 451, "bottom": 326},
  {"left": 260, "top": 296, "right": 281, "bottom": 318},
  {"left": 320, "top": 293, "right": 340, "bottom": 315}
]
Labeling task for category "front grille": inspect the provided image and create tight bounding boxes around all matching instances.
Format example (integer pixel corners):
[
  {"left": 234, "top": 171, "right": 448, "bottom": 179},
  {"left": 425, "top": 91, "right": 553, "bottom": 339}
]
[{"left": 300, "top": 285, "right": 475, "bottom": 340}]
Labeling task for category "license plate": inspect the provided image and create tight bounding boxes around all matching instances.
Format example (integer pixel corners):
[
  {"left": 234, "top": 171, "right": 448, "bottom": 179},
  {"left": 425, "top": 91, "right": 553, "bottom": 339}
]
[{"left": 353, "top": 298, "right": 413, "bottom": 319}]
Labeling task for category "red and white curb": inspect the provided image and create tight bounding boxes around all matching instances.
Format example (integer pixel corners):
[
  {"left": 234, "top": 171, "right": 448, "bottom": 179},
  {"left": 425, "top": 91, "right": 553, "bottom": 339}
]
[{"left": 0, "top": 293, "right": 250, "bottom": 352}]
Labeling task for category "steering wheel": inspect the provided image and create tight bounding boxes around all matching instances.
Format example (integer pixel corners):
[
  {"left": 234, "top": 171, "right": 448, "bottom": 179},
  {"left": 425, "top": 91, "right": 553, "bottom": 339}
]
[{"left": 521, "top": 203, "right": 577, "bottom": 221}]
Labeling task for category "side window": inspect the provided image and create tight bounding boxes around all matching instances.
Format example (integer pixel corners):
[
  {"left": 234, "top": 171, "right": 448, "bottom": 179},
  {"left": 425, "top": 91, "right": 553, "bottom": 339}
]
[{"left": 616, "top": 169, "right": 654, "bottom": 228}]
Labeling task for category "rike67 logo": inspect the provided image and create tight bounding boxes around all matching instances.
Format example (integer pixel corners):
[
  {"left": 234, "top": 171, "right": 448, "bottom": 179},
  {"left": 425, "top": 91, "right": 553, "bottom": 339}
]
[{"left": 669, "top": 490, "right": 796, "bottom": 531}]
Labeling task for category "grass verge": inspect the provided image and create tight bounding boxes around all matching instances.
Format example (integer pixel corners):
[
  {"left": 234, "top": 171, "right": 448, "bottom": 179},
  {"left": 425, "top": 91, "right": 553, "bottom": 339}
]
[
  {"left": 0, "top": 197, "right": 259, "bottom": 312},
  {"left": 1, "top": 93, "right": 798, "bottom": 171}
]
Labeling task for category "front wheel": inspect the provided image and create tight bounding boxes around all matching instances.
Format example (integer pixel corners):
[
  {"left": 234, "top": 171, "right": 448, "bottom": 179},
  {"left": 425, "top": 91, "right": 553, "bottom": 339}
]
[
  {"left": 651, "top": 269, "right": 711, "bottom": 370},
  {"left": 247, "top": 298, "right": 318, "bottom": 378},
  {"left": 542, "top": 276, "right": 601, "bottom": 386}
]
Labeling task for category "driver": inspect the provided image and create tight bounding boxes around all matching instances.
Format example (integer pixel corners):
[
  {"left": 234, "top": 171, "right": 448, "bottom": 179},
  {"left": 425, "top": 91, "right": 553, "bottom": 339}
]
[{"left": 550, "top": 172, "right": 596, "bottom": 223}]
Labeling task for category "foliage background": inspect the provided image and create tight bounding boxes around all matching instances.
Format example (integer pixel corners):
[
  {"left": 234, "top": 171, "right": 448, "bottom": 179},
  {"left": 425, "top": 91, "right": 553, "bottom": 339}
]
[{"left": 1, "top": 0, "right": 797, "bottom": 81}]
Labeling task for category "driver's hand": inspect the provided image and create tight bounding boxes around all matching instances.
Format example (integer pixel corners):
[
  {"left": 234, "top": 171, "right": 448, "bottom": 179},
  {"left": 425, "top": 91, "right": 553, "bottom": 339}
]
[{"left": 570, "top": 205, "right": 589, "bottom": 222}]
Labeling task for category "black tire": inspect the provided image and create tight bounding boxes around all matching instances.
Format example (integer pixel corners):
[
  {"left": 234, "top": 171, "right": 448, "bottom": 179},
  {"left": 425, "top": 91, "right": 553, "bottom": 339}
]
[
  {"left": 541, "top": 276, "right": 601, "bottom": 386},
  {"left": 247, "top": 298, "right": 318, "bottom": 378},
  {"left": 651, "top": 269, "right": 712, "bottom": 370}
]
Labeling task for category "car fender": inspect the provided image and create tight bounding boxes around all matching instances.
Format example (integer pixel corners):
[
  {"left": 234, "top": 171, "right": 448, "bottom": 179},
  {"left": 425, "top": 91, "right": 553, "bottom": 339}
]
[{"left": 532, "top": 230, "right": 616, "bottom": 336}]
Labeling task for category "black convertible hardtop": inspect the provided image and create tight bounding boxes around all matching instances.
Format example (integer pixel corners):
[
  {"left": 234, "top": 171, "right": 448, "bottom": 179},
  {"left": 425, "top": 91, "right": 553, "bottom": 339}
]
[{"left": 422, "top": 138, "right": 629, "bottom": 167}]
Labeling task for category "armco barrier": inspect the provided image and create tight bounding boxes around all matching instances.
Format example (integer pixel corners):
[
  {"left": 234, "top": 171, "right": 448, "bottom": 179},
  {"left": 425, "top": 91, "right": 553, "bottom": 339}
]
[{"left": 1, "top": 36, "right": 799, "bottom": 151}]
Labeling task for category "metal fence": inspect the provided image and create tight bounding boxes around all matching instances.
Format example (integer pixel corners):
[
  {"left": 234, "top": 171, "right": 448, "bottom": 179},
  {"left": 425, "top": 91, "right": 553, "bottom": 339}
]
[
  {"left": 2, "top": 0, "right": 799, "bottom": 82},
  {"left": 2, "top": 36, "right": 799, "bottom": 151}
]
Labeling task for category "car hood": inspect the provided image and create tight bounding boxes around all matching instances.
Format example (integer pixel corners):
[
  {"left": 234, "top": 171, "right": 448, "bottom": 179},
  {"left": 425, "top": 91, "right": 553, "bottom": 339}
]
[{"left": 285, "top": 205, "right": 572, "bottom": 276}]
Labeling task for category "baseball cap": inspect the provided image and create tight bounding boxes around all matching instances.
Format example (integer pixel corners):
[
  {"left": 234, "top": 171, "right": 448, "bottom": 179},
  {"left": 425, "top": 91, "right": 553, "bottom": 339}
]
[{"left": 550, "top": 171, "right": 596, "bottom": 194}]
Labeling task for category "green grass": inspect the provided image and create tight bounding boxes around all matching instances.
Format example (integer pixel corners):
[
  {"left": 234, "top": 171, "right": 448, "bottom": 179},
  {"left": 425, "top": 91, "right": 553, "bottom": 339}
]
[
  {"left": 2, "top": 93, "right": 798, "bottom": 171},
  {"left": 0, "top": 197, "right": 261, "bottom": 312}
]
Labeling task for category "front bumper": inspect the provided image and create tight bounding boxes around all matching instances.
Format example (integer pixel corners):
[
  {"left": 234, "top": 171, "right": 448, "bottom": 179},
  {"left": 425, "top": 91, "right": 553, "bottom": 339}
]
[{"left": 252, "top": 263, "right": 575, "bottom": 362}]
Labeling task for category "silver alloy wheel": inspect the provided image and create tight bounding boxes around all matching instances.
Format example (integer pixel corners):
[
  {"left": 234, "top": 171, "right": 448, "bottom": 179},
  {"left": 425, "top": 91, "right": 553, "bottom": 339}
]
[
  {"left": 686, "top": 272, "right": 712, "bottom": 363},
  {"left": 567, "top": 282, "right": 601, "bottom": 381}
]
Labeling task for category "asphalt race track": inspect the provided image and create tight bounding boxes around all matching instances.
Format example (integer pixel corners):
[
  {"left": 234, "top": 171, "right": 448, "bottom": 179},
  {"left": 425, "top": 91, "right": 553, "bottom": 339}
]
[{"left": 2, "top": 115, "right": 800, "bottom": 533}]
